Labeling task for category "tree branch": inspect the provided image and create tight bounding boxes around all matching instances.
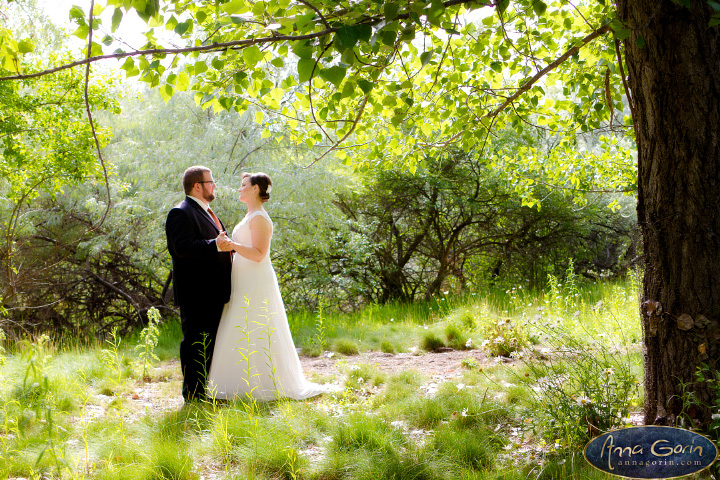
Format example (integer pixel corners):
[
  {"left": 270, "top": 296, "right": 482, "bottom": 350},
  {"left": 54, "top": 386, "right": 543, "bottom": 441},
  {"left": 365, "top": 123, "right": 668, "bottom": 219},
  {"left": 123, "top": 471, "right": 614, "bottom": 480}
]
[
  {"left": 83, "top": 0, "right": 112, "bottom": 231},
  {"left": 439, "top": 23, "right": 612, "bottom": 148}
]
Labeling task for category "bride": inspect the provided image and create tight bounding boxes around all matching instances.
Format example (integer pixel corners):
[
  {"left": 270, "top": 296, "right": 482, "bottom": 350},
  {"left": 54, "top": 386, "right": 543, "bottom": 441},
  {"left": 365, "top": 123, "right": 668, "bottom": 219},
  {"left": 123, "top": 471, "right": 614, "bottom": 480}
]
[{"left": 208, "top": 172, "right": 341, "bottom": 401}]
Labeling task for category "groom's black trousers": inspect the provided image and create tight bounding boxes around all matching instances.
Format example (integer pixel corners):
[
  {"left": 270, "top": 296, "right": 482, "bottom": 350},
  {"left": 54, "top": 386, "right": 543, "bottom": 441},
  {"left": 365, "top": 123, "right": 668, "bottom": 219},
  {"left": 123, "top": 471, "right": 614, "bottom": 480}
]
[{"left": 179, "top": 302, "right": 225, "bottom": 401}]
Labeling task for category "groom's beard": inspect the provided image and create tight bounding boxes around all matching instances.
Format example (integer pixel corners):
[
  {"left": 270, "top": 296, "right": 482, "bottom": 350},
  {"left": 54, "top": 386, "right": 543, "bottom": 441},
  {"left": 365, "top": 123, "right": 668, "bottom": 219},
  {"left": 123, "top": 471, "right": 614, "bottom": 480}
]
[{"left": 202, "top": 189, "right": 215, "bottom": 203}]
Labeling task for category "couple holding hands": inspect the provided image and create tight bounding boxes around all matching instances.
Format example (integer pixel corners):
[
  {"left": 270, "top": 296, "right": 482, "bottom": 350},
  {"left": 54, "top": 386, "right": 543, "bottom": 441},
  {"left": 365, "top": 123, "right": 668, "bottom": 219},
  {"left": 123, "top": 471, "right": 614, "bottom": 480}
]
[{"left": 165, "top": 166, "right": 340, "bottom": 403}]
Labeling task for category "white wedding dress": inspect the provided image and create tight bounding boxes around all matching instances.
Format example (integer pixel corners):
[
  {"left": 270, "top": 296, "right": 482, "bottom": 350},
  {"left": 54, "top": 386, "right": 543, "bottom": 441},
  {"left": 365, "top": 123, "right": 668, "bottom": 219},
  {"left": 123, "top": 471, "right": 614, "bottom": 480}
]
[{"left": 208, "top": 209, "right": 341, "bottom": 401}]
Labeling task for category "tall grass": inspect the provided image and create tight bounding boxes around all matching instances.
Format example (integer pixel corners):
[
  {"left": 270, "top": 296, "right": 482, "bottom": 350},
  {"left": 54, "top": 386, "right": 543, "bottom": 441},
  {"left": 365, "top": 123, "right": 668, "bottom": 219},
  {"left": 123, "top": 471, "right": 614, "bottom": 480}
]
[{"left": 0, "top": 277, "right": 642, "bottom": 479}]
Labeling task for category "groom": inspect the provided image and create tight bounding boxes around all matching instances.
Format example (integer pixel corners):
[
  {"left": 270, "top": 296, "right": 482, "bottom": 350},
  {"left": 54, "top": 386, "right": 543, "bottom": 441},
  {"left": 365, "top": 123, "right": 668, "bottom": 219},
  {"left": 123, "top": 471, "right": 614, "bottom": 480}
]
[{"left": 165, "top": 166, "right": 233, "bottom": 402}]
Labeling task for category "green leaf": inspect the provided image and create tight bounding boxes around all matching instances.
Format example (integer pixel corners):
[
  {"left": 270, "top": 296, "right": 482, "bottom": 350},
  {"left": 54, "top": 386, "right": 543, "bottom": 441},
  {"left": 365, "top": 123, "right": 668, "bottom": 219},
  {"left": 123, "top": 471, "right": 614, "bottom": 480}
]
[
  {"left": 496, "top": 0, "right": 510, "bottom": 14},
  {"left": 193, "top": 61, "right": 208, "bottom": 74},
  {"left": 159, "top": 84, "right": 174, "bottom": 103},
  {"left": 90, "top": 42, "right": 103, "bottom": 57},
  {"left": 298, "top": 57, "right": 316, "bottom": 83},
  {"left": 532, "top": 1, "right": 547, "bottom": 15},
  {"left": 72, "top": 25, "right": 89, "bottom": 40},
  {"left": 222, "top": 0, "right": 250, "bottom": 14},
  {"left": 356, "top": 24, "right": 372, "bottom": 42},
  {"left": 382, "top": 30, "right": 397, "bottom": 46},
  {"left": 174, "top": 20, "right": 192, "bottom": 35},
  {"left": 614, "top": 28, "right": 631, "bottom": 41},
  {"left": 490, "top": 61, "right": 502, "bottom": 73},
  {"left": 400, "top": 26, "right": 415, "bottom": 42},
  {"left": 420, "top": 51, "right": 432, "bottom": 67},
  {"left": 242, "top": 45, "right": 264, "bottom": 67},
  {"left": 711, "top": 16, "right": 720, "bottom": 27},
  {"left": 17, "top": 40, "right": 34, "bottom": 54},
  {"left": 385, "top": 2, "right": 399, "bottom": 20},
  {"left": 335, "top": 25, "right": 360, "bottom": 51},
  {"left": 111, "top": 8, "right": 123, "bottom": 32},
  {"left": 341, "top": 81, "right": 355, "bottom": 99},
  {"left": 636, "top": 35, "right": 645, "bottom": 48},
  {"left": 69, "top": 6, "right": 86, "bottom": 22},
  {"left": 357, "top": 79, "right": 374, "bottom": 94},
  {"left": 321, "top": 66, "right": 346, "bottom": 87}
]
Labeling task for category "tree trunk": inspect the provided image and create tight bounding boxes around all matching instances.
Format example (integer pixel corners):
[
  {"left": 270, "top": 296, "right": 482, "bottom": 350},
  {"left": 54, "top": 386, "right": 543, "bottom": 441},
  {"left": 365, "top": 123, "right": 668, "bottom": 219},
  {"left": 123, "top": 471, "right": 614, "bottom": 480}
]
[{"left": 617, "top": 0, "right": 720, "bottom": 426}]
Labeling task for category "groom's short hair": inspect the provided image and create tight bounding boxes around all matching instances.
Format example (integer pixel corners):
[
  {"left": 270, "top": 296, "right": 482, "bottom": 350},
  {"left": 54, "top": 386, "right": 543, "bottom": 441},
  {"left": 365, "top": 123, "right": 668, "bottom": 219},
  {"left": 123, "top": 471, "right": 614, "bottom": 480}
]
[{"left": 183, "top": 166, "right": 211, "bottom": 194}]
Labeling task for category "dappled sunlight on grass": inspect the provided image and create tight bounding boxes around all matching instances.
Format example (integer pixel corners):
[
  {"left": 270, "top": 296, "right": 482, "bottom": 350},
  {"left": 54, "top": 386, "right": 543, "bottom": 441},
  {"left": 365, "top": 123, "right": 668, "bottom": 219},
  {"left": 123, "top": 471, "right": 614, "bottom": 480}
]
[{"left": 0, "top": 278, "right": 644, "bottom": 479}]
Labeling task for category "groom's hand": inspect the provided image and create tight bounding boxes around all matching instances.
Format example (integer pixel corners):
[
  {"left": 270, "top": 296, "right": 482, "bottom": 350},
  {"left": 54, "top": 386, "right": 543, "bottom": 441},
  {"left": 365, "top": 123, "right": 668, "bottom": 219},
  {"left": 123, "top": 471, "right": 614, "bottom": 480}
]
[{"left": 216, "top": 232, "right": 234, "bottom": 252}]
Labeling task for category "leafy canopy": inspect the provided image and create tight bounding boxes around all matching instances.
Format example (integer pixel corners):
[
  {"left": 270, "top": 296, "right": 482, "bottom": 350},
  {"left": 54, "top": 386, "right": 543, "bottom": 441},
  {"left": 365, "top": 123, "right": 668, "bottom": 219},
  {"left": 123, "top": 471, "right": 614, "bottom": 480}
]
[{"left": 2, "top": 0, "right": 641, "bottom": 203}]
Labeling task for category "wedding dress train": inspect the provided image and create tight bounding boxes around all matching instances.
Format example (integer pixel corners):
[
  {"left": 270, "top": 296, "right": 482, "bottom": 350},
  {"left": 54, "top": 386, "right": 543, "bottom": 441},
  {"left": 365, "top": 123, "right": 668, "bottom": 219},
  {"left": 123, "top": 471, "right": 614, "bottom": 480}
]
[{"left": 208, "top": 209, "right": 341, "bottom": 400}]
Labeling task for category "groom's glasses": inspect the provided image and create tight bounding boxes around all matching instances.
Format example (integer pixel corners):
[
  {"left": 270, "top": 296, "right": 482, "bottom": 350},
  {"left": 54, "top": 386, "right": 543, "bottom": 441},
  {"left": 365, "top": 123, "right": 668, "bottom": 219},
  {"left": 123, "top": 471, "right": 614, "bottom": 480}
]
[{"left": 197, "top": 180, "right": 216, "bottom": 185}]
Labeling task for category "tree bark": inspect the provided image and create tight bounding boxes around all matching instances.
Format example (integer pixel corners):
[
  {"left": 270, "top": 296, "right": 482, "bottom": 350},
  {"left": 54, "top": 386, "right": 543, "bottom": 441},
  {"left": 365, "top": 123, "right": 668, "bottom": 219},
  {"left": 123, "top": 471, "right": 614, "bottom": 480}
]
[{"left": 617, "top": 0, "right": 720, "bottom": 425}]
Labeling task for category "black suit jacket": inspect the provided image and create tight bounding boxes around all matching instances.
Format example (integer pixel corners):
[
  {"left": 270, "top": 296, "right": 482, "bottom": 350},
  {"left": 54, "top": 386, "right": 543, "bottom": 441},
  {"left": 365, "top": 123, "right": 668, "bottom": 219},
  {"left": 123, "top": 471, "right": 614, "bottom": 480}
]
[{"left": 165, "top": 197, "right": 232, "bottom": 310}]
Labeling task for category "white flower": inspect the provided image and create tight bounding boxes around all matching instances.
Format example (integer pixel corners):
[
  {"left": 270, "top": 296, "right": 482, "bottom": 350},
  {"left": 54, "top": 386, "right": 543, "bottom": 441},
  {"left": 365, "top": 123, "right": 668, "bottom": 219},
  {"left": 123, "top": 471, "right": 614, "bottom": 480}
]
[
  {"left": 465, "top": 339, "right": 473, "bottom": 348},
  {"left": 424, "top": 326, "right": 428, "bottom": 330},
  {"left": 443, "top": 291, "right": 449, "bottom": 295},
  {"left": 349, "top": 365, "right": 360, "bottom": 371},
  {"left": 390, "top": 318, "right": 394, "bottom": 322},
  {"left": 456, "top": 383, "right": 466, "bottom": 391},
  {"left": 712, "top": 414, "right": 720, "bottom": 420},
  {"left": 326, "top": 352, "right": 335, "bottom": 358},
  {"left": 575, "top": 395, "right": 592, "bottom": 406},
  {"left": 409, "top": 346, "right": 418, "bottom": 353},
  {"left": 358, "top": 377, "right": 364, "bottom": 384},
  {"left": 461, "top": 408, "right": 468, "bottom": 417}
]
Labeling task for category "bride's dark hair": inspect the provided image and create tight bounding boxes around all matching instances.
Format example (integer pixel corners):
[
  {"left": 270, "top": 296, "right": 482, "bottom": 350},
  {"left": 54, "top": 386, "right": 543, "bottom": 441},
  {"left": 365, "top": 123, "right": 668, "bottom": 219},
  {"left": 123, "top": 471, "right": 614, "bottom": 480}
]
[{"left": 243, "top": 172, "right": 272, "bottom": 202}]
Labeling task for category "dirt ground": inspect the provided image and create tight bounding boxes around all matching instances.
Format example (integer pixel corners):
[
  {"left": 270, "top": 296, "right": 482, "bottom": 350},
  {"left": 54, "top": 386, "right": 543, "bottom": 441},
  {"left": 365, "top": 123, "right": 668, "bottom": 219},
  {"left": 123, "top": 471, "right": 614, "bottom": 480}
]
[{"left": 123, "top": 349, "right": 502, "bottom": 418}]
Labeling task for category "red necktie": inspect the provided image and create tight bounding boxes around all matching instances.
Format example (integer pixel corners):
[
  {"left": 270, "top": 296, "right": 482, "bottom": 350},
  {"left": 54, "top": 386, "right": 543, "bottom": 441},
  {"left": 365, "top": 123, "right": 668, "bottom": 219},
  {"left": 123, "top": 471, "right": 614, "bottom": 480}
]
[{"left": 207, "top": 207, "right": 222, "bottom": 231}]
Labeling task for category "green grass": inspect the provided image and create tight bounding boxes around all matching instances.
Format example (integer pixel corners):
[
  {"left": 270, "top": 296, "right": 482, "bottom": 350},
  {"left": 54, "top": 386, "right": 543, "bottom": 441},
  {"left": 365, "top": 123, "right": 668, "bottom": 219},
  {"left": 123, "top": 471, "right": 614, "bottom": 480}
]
[{"left": 0, "top": 277, "right": 644, "bottom": 479}]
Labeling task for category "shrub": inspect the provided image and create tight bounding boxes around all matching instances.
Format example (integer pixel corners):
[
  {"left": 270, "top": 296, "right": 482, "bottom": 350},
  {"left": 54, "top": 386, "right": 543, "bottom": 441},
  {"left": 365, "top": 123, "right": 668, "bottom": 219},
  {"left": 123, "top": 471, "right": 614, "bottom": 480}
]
[
  {"left": 444, "top": 323, "right": 469, "bottom": 350},
  {"left": 334, "top": 339, "right": 359, "bottom": 356},
  {"left": 480, "top": 318, "right": 528, "bottom": 357},
  {"left": 420, "top": 332, "right": 445, "bottom": 352},
  {"left": 521, "top": 334, "right": 640, "bottom": 451},
  {"left": 461, "top": 357, "right": 480, "bottom": 370},
  {"left": 380, "top": 340, "right": 396, "bottom": 353}
]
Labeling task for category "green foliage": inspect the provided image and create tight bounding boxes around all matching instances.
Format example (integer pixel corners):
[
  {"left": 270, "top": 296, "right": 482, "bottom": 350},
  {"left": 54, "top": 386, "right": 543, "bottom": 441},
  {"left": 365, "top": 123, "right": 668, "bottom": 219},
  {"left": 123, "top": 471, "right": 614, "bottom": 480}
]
[
  {"left": 134, "top": 307, "right": 161, "bottom": 380},
  {"left": 334, "top": 338, "right": 360, "bottom": 356},
  {"left": 420, "top": 331, "right": 446, "bottom": 352},
  {"left": 480, "top": 318, "right": 529, "bottom": 358},
  {"left": 461, "top": 357, "right": 480, "bottom": 370},
  {"left": 520, "top": 336, "right": 640, "bottom": 451},
  {"left": 25, "top": 0, "right": 636, "bottom": 201}
]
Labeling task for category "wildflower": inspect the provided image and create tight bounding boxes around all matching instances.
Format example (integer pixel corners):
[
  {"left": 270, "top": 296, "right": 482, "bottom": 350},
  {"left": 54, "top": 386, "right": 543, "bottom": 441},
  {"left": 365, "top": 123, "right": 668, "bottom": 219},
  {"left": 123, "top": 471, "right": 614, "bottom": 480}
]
[
  {"left": 575, "top": 395, "right": 592, "bottom": 406},
  {"left": 456, "top": 383, "right": 466, "bottom": 391},
  {"left": 461, "top": 408, "right": 468, "bottom": 417},
  {"left": 443, "top": 291, "right": 449, "bottom": 295},
  {"left": 408, "top": 346, "right": 418, "bottom": 353},
  {"left": 424, "top": 326, "right": 428, "bottom": 330},
  {"left": 604, "top": 367, "right": 615, "bottom": 376},
  {"left": 465, "top": 339, "right": 472, "bottom": 348},
  {"left": 349, "top": 365, "right": 360, "bottom": 371},
  {"left": 326, "top": 352, "right": 335, "bottom": 358},
  {"left": 712, "top": 414, "right": 720, "bottom": 420},
  {"left": 358, "top": 377, "right": 364, "bottom": 384},
  {"left": 390, "top": 318, "right": 394, "bottom": 322}
]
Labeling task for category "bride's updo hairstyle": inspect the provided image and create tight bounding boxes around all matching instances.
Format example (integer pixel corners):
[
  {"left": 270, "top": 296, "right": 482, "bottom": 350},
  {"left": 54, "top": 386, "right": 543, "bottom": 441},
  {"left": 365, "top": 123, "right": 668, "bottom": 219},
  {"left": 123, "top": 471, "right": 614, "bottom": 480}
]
[{"left": 243, "top": 172, "right": 272, "bottom": 203}]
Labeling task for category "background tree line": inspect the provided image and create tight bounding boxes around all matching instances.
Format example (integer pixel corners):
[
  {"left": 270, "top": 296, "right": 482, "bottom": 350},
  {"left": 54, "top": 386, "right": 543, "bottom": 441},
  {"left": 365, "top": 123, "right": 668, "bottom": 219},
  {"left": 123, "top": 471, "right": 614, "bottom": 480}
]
[{"left": 0, "top": 79, "right": 636, "bottom": 337}]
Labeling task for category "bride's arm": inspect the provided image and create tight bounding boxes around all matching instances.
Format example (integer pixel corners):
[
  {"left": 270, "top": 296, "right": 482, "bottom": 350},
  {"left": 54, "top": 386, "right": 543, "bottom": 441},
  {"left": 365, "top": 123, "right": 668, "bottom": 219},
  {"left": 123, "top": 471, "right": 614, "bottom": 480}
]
[{"left": 230, "top": 216, "right": 271, "bottom": 262}]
